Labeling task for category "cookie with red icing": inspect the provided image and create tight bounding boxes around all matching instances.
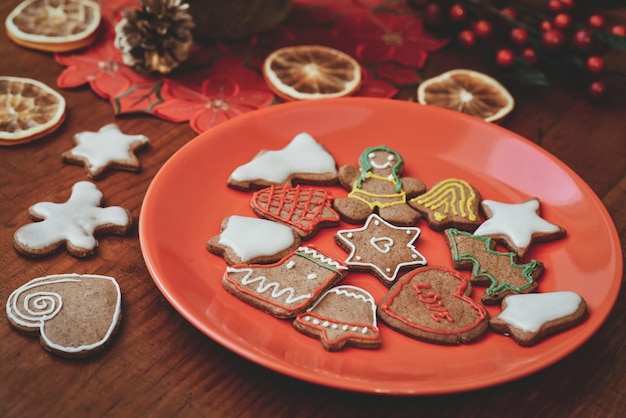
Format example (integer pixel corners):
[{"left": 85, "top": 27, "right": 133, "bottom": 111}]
[
  {"left": 223, "top": 246, "right": 347, "bottom": 319},
  {"left": 251, "top": 185, "right": 340, "bottom": 240},
  {"left": 377, "top": 266, "right": 489, "bottom": 345},
  {"left": 293, "top": 285, "right": 381, "bottom": 351}
]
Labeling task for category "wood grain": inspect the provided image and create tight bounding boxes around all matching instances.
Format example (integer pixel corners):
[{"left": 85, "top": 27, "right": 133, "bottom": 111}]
[{"left": 1, "top": 1, "right": 624, "bottom": 417}]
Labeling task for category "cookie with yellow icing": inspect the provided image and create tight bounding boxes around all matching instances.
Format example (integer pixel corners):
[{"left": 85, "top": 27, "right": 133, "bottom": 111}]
[{"left": 409, "top": 178, "right": 482, "bottom": 232}]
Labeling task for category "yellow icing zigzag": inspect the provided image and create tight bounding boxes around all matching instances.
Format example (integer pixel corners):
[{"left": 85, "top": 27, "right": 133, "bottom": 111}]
[{"left": 412, "top": 178, "right": 477, "bottom": 221}]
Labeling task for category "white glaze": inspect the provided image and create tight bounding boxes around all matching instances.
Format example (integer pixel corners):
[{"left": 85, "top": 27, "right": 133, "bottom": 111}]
[
  {"left": 229, "top": 132, "right": 337, "bottom": 183},
  {"left": 218, "top": 216, "right": 296, "bottom": 262}
]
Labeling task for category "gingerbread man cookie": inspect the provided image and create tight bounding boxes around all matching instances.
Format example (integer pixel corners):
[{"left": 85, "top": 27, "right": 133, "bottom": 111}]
[
  {"left": 333, "top": 146, "right": 425, "bottom": 226},
  {"left": 14, "top": 181, "right": 133, "bottom": 257}
]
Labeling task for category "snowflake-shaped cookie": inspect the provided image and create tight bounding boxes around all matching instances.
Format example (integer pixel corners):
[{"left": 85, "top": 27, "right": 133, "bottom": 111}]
[
  {"left": 62, "top": 123, "right": 149, "bottom": 179},
  {"left": 334, "top": 214, "right": 427, "bottom": 286},
  {"left": 14, "top": 181, "right": 132, "bottom": 257}
]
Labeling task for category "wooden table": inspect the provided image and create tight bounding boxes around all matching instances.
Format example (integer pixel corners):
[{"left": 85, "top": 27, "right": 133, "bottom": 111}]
[{"left": 1, "top": 2, "right": 624, "bottom": 417}]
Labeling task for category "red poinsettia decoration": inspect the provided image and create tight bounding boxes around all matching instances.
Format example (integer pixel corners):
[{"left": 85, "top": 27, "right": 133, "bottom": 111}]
[{"left": 152, "top": 56, "right": 275, "bottom": 133}]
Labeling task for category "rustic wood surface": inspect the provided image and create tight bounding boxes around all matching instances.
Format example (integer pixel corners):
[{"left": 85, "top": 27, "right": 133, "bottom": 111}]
[{"left": 1, "top": 1, "right": 624, "bottom": 417}]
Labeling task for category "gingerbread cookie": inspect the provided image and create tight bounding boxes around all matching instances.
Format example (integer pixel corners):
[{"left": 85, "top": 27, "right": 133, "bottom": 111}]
[
  {"left": 14, "top": 181, "right": 133, "bottom": 257},
  {"left": 6, "top": 274, "right": 122, "bottom": 357},
  {"left": 206, "top": 215, "right": 301, "bottom": 265},
  {"left": 333, "top": 146, "right": 425, "bottom": 226},
  {"left": 490, "top": 291, "right": 587, "bottom": 347},
  {"left": 409, "top": 178, "right": 482, "bottom": 232},
  {"left": 251, "top": 185, "right": 340, "bottom": 239},
  {"left": 473, "top": 198, "right": 566, "bottom": 258},
  {"left": 334, "top": 214, "right": 427, "bottom": 287},
  {"left": 223, "top": 246, "right": 347, "bottom": 318},
  {"left": 62, "top": 123, "right": 149, "bottom": 179},
  {"left": 445, "top": 228, "right": 543, "bottom": 305},
  {"left": 294, "top": 285, "right": 381, "bottom": 351},
  {"left": 378, "top": 266, "right": 489, "bottom": 345},
  {"left": 227, "top": 132, "right": 338, "bottom": 191}
]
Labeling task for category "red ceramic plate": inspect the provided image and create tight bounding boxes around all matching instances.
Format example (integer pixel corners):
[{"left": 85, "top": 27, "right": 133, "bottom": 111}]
[{"left": 139, "top": 98, "right": 622, "bottom": 395}]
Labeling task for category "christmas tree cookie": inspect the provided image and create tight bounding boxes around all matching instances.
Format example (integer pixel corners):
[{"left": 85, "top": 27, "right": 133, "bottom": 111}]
[{"left": 444, "top": 228, "right": 543, "bottom": 305}]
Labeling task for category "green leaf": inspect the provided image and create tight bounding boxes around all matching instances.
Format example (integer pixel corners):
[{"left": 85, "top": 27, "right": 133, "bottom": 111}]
[{"left": 596, "top": 32, "right": 626, "bottom": 50}]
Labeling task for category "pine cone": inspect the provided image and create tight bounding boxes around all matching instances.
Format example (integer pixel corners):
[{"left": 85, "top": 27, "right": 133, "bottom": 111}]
[{"left": 114, "top": 0, "right": 194, "bottom": 74}]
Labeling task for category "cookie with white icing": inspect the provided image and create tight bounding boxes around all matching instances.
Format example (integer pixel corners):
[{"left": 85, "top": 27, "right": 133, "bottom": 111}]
[
  {"left": 223, "top": 246, "right": 347, "bottom": 318},
  {"left": 227, "top": 132, "right": 338, "bottom": 191},
  {"left": 62, "top": 123, "right": 149, "bottom": 179},
  {"left": 294, "top": 285, "right": 381, "bottom": 351},
  {"left": 490, "top": 291, "right": 587, "bottom": 347},
  {"left": 473, "top": 198, "right": 566, "bottom": 259},
  {"left": 14, "top": 181, "right": 133, "bottom": 257},
  {"left": 6, "top": 274, "right": 122, "bottom": 357},
  {"left": 207, "top": 215, "right": 301, "bottom": 265},
  {"left": 334, "top": 214, "right": 427, "bottom": 287}
]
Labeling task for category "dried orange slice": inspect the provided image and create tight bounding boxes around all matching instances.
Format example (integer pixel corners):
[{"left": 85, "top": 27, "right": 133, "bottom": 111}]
[
  {"left": 5, "top": 0, "right": 101, "bottom": 53},
  {"left": 417, "top": 69, "right": 514, "bottom": 123},
  {"left": 263, "top": 45, "right": 362, "bottom": 101},
  {"left": 0, "top": 76, "right": 66, "bottom": 146}
]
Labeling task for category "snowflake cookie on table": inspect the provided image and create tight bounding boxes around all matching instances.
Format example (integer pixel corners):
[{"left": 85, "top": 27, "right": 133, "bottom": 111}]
[
  {"left": 14, "top": 181, "right": 133, "bottom": 258},
  {"left": 62, "top": 123, "right": 149, "bottom": 179}
]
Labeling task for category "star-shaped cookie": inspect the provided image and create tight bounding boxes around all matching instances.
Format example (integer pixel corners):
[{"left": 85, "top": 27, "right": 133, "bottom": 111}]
[
  {"left": 62, "top": 123, "right": 149, "bottom": 179},
  {"left": 335, "top": 214, "right": 427, "bottom": 286},
  {"left": 473, "top": 198, "right": 566, "bottom": 258}
]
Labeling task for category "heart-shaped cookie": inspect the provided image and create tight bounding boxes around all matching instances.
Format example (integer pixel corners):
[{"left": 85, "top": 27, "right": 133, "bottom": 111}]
[
  {"left": 378, "top": 266, "right": 489, "bottom": 344},
  {"left": 6, "top": 273, "right": 122, "bottom": 357}
]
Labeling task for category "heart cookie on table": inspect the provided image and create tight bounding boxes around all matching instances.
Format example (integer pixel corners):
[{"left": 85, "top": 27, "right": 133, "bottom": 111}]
[{"left": 6, "top": 274, "right": 122, "bottom": 357}]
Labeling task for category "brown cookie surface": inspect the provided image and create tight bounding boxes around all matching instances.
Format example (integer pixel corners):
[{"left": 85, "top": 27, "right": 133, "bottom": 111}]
[
  {"left": 294, "top": 285, "right": 381, "bottom": 351},
  {"left": 6, "top": 273, "right": 122, "bottom": 357},
  {"left": 409, "top": 178, "right": 482, "bottom": 232},
  {"left": 378, "top": 266, "right": 489, "bottom": 345}
]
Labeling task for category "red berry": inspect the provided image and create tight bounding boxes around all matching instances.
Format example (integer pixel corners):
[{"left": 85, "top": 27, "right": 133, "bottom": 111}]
[
  {"left": 449, "top": 4, "right": 466, "bottom": 22},
  {"left": 586, "top": 56, "right": 605, "bottom": 74},
  {"left": 473, "top": 20, "right": 493, "bottom": 38},
  {"left": 553, "top": 13, "right": 572, "bottom": 29},
  {"left": 541, "top": 20, "right": 553, "bottom": 32},
  {"left": 559, "top": 0, "right": 575, "bottom": 10},
  {"left": 500, "top": 7, "right": 517, "bottom": 20},
  {"left": 611, "top": 25, "right": 626, "bottom": 37},
  {"left": 573, "top": 29, "right": 592, "bottom": 50},
  {"left": 510, "top": 28, "right": 528, "bottom": 45},
  {"left": 521, "top": 48, "right": 538, "bottom": 64},
  {"left": 424, "top": 3, "right": 444, "bottom": 26},
  {"left": 589, "top": 80, "right": 606, "bottom": 98},
  {"left": 588, "top": 14, "right": 606, "bottom": 29},
  {"left": 548, "top": 0, "right": 562, "bottom": 12},
  {"left": 496, "top": 49, "right": 515, "bottom": 67},
  {"left": 458, "top": 29, "right": 475, "bottom": 47},
  {"left": 542, "top": 29, "right": 565, "bottom": 49}
]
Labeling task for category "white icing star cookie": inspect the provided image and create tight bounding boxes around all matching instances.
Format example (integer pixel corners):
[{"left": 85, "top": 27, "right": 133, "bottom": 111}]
[
  {"left": 334, "top": 214, "right": 427, "bottom": 286},
  {"left": 14, "top": 181, "right": 132, "bottom": 257},
  {"left": 473, "top": 198, "right": 566, "bottom": 258},
  {"left": 62, "top": 123, "right": 149, "bottom": 178}
]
